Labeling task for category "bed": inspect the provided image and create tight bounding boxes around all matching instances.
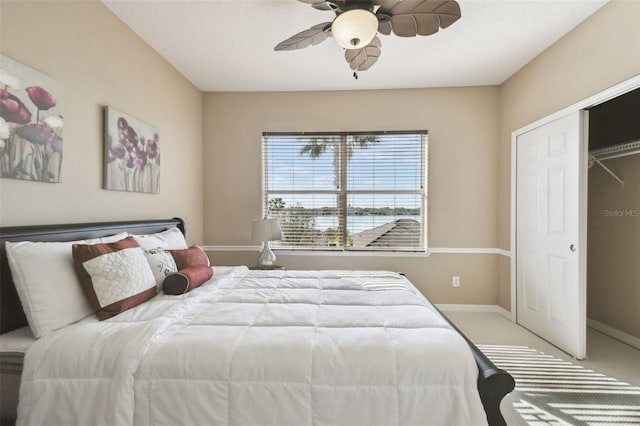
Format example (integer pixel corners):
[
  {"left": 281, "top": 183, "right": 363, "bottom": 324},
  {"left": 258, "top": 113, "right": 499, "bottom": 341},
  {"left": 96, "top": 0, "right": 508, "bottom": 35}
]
[{"left": 0, "top": 218, "right": 514, "bottom": 426}]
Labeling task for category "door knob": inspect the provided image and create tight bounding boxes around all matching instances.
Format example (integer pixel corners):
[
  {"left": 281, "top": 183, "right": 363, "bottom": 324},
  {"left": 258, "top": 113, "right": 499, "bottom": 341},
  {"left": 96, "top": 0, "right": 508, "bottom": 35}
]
[{"left": 570, "top": 244, "right": 576, "bottom": 252}]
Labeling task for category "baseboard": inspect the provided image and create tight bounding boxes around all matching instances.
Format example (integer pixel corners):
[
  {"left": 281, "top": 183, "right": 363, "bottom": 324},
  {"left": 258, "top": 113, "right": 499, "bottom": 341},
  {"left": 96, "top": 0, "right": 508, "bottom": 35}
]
[
  {"left": 437, "top": 304, "right": 512, "bottom": 320},
  {"left": 587, "top": 318, "right": 640, "bottom": 350}
]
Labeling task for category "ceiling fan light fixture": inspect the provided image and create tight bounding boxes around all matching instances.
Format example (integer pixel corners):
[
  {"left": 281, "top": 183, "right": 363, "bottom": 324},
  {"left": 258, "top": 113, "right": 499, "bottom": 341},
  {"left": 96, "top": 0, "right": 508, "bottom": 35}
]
[{"left": 331, "top": 9, "right": 378, "bottom": 50}]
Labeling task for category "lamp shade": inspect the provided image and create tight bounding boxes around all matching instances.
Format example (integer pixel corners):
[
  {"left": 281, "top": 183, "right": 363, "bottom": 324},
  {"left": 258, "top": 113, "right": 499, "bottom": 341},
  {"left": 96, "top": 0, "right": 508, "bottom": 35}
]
[
  {"left": 332, "top": 9, "right": 378, "bottom": 50},
  {"left": 251, "top": 218, "right": 282, "bottom": 243}
]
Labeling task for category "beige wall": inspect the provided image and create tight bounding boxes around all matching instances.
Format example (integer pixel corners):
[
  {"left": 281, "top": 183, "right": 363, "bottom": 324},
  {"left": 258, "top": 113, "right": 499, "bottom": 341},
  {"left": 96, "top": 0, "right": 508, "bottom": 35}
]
[
  {"left": 0, "top": 1, "right": 204, "bottom": 244},
  {"left": 203, "top": 87, "right": 502, "bottom": 303},
  {"left": 3, "top": 0, "right": 637, "bottom": 310},
  {"left": 496, "top": 0, "right": 640, "bottom": 310},
  {"left": 587, "top": 155, "right": 640, "bottom": 339}
]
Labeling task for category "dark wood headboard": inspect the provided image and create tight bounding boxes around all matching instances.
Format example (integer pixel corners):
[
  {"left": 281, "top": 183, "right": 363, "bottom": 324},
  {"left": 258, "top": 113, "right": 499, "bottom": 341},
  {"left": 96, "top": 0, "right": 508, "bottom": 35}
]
[{"left": 0, "top": 218, "right": 185, "bottom": 334}]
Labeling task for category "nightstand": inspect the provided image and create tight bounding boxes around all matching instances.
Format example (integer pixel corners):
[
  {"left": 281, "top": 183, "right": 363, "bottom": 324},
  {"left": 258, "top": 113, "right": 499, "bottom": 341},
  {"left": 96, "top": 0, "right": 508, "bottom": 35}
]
[{"left": 250, "top": 265, "right": 285, "bottom": 270}]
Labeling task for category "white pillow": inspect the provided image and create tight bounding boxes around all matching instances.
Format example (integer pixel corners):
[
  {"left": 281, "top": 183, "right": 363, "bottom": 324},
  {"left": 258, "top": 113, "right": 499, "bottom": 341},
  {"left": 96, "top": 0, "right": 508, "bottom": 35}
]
[
  {"left": 143, "top": 247, "right": 178, "bottom": 288},
  {"left": 5, "top": 232, "right": 128, "bottom": 338},
  {"left": 132, "top": 227, "right": 188, "bottom": 250}
]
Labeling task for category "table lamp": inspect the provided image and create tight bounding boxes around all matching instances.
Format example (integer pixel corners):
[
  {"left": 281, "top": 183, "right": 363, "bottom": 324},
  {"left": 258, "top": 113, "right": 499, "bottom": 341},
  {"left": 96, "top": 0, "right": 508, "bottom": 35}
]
[{"left": 251, "top": 218, "right": 282, "bottom": 267}]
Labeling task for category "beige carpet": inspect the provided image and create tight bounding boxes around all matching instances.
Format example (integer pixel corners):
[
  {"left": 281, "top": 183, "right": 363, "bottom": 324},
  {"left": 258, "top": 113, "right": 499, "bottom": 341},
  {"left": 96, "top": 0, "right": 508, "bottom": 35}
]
[{"left": 479, "top": 344, "right": 640, "bottom": 426}]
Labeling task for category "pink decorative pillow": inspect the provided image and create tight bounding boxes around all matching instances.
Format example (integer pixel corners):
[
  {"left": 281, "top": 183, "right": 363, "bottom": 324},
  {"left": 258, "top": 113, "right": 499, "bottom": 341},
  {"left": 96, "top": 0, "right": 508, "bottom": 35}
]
[
  {"left": 163, "top": 265, "right": 214, "bottom": 295},
  {"left": 72, "top": 237, "right": 157, "bottom": 320},
  {"left": 162, "top": 246, "right": 213, "bottom": 295},
  {"left": 169, "top": 245, "right": 210, "bottom": 270}
]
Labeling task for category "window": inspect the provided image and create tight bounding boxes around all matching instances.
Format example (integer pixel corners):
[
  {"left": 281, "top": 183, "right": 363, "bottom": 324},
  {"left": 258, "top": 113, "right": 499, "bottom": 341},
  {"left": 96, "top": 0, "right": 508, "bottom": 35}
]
[{"left": 262, "top": 131, "right": 428, "bottom": 252}]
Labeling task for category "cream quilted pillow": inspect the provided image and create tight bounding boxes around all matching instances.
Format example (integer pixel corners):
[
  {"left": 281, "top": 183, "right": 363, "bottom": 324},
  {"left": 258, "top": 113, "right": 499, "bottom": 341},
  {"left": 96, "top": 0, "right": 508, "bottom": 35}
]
[{"left": 72, "top": 237, "right": 157, "bottom": 320}]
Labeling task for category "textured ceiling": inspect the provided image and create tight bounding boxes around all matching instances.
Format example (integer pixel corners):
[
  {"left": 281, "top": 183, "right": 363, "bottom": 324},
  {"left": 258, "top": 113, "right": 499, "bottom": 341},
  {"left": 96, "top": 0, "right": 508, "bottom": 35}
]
[{"left": 103, "top": 0, "right": 609, "bottom": 92}]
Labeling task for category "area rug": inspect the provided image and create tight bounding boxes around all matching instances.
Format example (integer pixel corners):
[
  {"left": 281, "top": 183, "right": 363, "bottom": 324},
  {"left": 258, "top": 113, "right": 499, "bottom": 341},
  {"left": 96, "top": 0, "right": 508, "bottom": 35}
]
[{"left": 478, "top": 344, "right": 640, "bottom": 426}]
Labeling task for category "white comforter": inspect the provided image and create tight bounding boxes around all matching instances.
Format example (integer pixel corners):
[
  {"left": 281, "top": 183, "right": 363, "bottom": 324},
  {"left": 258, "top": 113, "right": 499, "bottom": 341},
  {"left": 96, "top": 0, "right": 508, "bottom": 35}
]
[{"left": 18, "top": 267, "right": 487, "bottom": 426}]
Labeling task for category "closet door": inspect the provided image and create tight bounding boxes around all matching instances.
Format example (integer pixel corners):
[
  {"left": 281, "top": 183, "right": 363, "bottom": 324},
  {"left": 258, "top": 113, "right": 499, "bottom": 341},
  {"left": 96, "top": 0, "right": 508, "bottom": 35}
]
[{"left": 515, "top": 111, "right": 587, "bottom": 359}]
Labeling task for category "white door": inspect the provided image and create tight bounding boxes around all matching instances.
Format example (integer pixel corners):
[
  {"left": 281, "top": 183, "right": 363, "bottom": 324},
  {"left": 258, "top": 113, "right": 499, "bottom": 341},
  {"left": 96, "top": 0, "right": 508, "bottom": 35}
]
[{"left": 516, "top": 111, "right": 587, "bottom": 359}]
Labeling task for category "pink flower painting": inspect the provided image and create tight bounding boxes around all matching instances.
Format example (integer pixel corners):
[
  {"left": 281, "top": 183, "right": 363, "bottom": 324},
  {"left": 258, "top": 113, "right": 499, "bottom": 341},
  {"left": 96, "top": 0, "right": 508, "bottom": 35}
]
[
  {"left": 0, "top": 55, "right": 64, "bottom": 183},
  {"left": 104, "top": 106, "right": 160, "bottom": 193}
]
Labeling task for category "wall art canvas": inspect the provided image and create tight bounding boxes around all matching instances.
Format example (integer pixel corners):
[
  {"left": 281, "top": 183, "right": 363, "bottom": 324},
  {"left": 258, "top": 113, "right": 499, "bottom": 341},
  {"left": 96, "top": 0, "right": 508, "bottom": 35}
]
[
  {"left": 0, "top": 55, "right": 64, "bottom": 183},
  {"left": 104, "top": 106, "right": 160, "bottom": 194}
]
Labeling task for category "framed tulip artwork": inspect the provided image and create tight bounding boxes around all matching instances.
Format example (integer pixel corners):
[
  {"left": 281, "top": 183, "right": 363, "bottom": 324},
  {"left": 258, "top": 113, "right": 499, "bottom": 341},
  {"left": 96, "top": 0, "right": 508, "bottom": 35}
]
[
  {"left": 0, "top": 54, "right": 64, "bottom": 183},
  {"left": 104, "top": 106, "right": 160, "bottom": 194}
]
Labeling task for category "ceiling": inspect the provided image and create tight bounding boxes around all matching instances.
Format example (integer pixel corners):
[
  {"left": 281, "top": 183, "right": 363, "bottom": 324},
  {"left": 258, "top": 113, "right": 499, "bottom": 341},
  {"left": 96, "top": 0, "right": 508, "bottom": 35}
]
[{"left": 102, "top": 0, "right": 609, "bottom": 92}]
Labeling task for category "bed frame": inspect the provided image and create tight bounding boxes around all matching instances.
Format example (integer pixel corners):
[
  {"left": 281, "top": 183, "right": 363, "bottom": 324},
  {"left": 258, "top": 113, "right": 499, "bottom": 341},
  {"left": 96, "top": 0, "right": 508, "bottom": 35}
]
[{"left": 0, "top": 218, "right": 514, "bottom": 426}]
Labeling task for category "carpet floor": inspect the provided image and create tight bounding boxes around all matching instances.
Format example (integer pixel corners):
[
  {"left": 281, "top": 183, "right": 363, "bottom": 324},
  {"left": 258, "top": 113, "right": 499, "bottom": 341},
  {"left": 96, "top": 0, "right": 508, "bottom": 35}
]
[{"left": 480, "top": 344, "right": 640, "bottom": 426}]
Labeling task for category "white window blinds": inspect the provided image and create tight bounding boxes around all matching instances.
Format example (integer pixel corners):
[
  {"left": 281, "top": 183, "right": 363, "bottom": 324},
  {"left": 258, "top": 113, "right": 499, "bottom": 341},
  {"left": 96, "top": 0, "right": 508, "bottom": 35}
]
[{"left": 262, "top": 131, "right": 428, "bottom": 252}]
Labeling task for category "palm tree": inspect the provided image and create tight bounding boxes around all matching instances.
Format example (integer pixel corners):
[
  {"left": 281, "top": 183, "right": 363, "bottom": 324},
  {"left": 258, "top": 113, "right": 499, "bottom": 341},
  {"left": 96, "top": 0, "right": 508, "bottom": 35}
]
[
  {"left": 299, "top": 134, "right": 378, "bottom": 160},
  {"left": 300, "top": 134, "right": 379, "bottom": 189},
  {"left": 268, "top": 197, "right": 286, "bottom": 212},
  {"left": 299, "top": 134, "right": 380, "bottom": 247}
]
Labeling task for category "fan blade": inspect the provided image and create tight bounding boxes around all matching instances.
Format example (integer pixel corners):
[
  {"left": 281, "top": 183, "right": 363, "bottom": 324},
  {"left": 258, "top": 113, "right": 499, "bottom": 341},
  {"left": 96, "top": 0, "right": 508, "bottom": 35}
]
[
  {"left": 392, "top": 14, "right": 439, "bottom": 37},
  {"left": 345, "top": 36, "right": 382, "bottom": 71},
  {"left": 274, "top": 22, "right": 332, "bottom": 51},
  {"left": 298, "top": 0, "right": 344, "bottom": 11},
  {"left": 376, "top": 0, "right": 461, "bottom": 37},
  {"left": 377, "top": 19, "right": 392, "bottom": 36},
  {"left": 435, "top": 0, "right": 462, "bottom": 28}
]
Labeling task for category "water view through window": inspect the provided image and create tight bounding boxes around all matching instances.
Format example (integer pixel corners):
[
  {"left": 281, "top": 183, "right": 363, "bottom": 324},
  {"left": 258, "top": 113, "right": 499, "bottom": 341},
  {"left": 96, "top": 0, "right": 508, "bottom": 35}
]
[{"left": 262, "top": 131, "right": 428, "bottom": 251}]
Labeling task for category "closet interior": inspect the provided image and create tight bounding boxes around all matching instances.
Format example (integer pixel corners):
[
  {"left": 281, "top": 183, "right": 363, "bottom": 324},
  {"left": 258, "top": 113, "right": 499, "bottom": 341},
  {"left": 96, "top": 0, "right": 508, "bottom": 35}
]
[{"left": 586, "top": 87, "right": 640, "bottom": 348}]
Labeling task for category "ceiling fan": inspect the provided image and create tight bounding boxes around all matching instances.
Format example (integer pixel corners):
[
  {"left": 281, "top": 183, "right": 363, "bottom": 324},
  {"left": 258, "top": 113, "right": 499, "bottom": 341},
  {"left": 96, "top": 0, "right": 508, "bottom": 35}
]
[{"left": 274, "top": 0, "right": 462, "bottom": 78}]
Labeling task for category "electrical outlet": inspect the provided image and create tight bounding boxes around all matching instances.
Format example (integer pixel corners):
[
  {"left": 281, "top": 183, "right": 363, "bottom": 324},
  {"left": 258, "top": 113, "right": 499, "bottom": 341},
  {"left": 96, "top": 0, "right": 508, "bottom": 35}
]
[{"left": 452, "top": 276, "right": 460, "bottom": 288}]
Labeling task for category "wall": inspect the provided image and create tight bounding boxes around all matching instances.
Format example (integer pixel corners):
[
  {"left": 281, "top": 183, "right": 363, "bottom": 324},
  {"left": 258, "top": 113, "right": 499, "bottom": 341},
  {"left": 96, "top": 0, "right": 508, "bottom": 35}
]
[
  {"left": 497, "top": 0, "right": 640, "bottom": 311},
  {"left": 587, "top": 155, "right": 640, "bottom": 339},
  {"left": 203, "top": 87, "right": 502, "bottom": 304},
  {"left": 4, "top": 0, "right": 635, "bottom": 309},
  {"left": 0, "top": 0, "right": 204, "bottom": 244}
]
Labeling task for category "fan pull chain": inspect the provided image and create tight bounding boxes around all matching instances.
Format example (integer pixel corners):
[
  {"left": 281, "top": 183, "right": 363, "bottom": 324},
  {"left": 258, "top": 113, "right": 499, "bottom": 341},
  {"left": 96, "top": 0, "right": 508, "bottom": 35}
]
[{"left": 353, "top": 71, "right": 358, "bottom": 80}]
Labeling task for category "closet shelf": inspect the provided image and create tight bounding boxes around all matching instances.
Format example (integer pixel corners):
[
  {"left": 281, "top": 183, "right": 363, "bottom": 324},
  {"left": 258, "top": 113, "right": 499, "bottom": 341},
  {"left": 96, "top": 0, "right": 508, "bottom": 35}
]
[
  {"left": 588, "top": 140, "right": 640, "bottom": 187},
  {"left": 589, "top": 140, "right": 640, "bottom": 186},
  {"left": 589, "top": 139, "right": 640, "bottom": 161}
]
